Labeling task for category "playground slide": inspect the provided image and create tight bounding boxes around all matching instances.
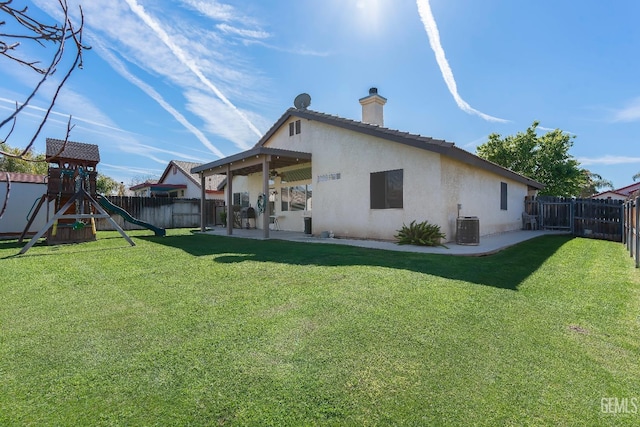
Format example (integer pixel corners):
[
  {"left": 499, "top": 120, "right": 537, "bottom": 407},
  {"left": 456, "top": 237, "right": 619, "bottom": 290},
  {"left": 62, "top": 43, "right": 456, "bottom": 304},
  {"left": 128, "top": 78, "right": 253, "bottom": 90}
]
[{"left": 97, "top": 195, "right": 166, "bottom": 237}]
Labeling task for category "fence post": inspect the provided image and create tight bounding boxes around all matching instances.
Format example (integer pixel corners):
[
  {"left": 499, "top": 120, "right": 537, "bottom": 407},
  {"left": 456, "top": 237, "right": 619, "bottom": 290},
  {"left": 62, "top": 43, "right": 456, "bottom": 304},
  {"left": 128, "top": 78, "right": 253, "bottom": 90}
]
[{"left": 633, "top": 196, "right": 640, "bottom": 268}]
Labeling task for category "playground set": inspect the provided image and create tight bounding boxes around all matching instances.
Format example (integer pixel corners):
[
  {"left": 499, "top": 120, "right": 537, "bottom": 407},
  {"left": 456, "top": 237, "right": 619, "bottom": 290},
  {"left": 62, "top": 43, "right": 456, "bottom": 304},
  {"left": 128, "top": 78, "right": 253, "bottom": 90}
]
[{"left": 19, "top": 139, "right": 164, "bottom": 254}]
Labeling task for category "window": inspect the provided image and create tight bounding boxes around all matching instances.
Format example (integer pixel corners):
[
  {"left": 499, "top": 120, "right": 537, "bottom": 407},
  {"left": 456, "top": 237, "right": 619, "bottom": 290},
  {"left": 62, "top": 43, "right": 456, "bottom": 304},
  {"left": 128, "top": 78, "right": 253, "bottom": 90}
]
[
  {"left": 289, "top": 120, "right": 301, "bottom": 136},
  {"left": 370, "top": 169, "right": 403, "bottom": 209},
  {"left": 500, "top": 182, "right": 508, "bottom": 210},
  {"left": 233, "top": 192, "right": 250, "bottom": 207},
  {"left": 281, "top": 185, "right": 312, "bottom": 211}
]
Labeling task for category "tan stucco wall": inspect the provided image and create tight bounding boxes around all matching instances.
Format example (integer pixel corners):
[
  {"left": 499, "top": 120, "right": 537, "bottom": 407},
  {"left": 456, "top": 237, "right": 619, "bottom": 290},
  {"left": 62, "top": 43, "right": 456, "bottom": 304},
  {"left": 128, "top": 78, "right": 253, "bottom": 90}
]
[{"left": 234, "top": 117, "right": 529, "bottom": 240}]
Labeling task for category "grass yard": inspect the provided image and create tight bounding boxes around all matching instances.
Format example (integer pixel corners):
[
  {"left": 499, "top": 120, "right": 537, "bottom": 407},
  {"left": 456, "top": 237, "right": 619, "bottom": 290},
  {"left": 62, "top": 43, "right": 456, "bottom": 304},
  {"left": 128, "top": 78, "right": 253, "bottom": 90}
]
[{"left": 0, "top": 230, "right": 639, "bottom": 426}]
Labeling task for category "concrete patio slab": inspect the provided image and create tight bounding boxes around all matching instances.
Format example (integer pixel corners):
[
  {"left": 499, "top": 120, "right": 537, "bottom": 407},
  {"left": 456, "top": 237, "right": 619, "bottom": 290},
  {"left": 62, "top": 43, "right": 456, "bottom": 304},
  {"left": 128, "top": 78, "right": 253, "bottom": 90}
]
[{"left": 200, "top": 227, "right": 569, "bottom": 256}]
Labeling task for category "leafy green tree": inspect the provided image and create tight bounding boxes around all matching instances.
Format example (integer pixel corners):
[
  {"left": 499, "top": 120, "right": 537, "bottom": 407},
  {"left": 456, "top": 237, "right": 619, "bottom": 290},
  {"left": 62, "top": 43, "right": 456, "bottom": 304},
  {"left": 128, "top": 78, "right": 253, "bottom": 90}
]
[
  {"left": 96, "top": 173, "right": 121, "bottom": 195},
  {"left": 634, "top": 172, "right": 640, "bottom": 182},
  {"left": 0, "top": 142, "right": 48, "bottom": 174},
  {"left": 578, "top": 170, "right": 613, "bottom": 198},
  {"left": 476, "top": 121, "right": 586, "bottom": 197}
]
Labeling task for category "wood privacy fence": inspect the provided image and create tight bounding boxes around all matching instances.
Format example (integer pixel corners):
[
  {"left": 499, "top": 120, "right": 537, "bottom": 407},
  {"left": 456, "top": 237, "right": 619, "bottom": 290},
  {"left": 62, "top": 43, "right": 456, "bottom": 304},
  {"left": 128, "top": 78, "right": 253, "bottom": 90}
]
[
  {"left": 623, "top": 196, "right": 639, "bottom": 268},
  {"left": 524, "top": 196, "right": 624, "bottom": 242},
  {"left": 96, "top": 197, "right": 225, "bottom": 231}
]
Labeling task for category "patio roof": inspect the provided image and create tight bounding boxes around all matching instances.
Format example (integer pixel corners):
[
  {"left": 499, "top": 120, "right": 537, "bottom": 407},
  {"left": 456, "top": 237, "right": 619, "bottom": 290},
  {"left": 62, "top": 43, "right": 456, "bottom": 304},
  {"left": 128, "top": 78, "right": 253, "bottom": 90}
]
[{"left": 191, "top": 147, "right": 311, "bottom": 177}]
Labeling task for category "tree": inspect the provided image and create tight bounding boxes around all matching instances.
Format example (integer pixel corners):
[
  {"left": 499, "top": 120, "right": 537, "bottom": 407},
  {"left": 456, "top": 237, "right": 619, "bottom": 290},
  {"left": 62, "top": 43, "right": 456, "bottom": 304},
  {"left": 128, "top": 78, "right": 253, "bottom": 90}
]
[
  {"left": 578, "top": 170, "right": 613, "bottom": 198},
  {"left": 476, "top": 121, "right": 586, "bottom": 197},
  {"left": 0, "top": 141, "right": 48, "bottom": 174},
  {"left": 634, "top": 172, "right": 640, "bottom": 182},
  {"left": 96, "top": 173, "right": 121, "bottom": 196}
]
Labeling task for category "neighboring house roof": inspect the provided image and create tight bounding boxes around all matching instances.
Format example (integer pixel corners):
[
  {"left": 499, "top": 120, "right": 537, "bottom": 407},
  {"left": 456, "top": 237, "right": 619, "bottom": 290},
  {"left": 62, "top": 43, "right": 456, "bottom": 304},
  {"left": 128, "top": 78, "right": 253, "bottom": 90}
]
[
  {"left": 0, "top": 172, "right": 47, "bottom": 184},
  {"left": 258, "top": 108, "right": 543, "bottom": 189},
  {"left": 594, "top": 182, "right": 640, "bottom": 198},
  {"left": 130, "top": 180, "right": 159, "bottom": 191},
  {"left": 46, "top": 138, "right": 100, "bottom": 163},
  {"left": 161, "top": 160, "right": 225, "bottom": 192}
]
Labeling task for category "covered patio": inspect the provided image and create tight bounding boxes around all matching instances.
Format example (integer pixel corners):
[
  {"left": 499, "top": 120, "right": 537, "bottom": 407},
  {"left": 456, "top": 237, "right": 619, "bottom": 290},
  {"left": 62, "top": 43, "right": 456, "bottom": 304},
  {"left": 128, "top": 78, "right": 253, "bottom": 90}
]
[{"left": 191, "top": 146, "right": 312, "bottom": 238}]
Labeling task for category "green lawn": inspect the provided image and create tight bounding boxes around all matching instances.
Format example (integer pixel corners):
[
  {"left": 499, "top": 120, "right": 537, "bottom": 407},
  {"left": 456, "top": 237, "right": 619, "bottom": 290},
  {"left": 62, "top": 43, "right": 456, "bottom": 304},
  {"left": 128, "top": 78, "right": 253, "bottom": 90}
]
[{"left": 0, "top": 230, "right": 638, "bottom": 426}]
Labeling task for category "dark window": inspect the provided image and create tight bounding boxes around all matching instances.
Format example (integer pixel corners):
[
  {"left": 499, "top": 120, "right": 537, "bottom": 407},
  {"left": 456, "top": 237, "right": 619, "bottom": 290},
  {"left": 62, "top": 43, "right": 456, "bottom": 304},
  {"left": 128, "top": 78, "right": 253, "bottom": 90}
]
[
  {"left": 233, "top": 192, "right": 250, "bottom": 208},
  {"left": 370, "top": 169, "right": 403, "bottom": 209},
  {"left": 289, "top": 122, "right": 295, "bottom": 136},
  {"left": 295, "top": 119, "right": 301, "bottom": 134},
  {"left": 500, "top": 182, "right": 508, "bottom": 210}
]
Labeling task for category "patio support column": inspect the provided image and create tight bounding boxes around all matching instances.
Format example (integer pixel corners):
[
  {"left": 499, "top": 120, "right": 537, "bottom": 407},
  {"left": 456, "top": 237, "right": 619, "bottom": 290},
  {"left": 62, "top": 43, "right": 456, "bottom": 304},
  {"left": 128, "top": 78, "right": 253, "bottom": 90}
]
[
  {"left": 226, "top": 163, "right": 233, "bottom": 235},
  {"left": 200, "top": 172, "right": 206, "bottom": 232},
  {"left": 262, "top": 156, "right": 270, "bottom": 239}
]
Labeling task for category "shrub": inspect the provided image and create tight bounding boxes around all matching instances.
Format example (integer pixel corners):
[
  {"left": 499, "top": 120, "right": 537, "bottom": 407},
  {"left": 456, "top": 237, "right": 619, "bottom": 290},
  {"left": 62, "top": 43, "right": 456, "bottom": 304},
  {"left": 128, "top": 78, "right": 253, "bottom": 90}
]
[{"left": 395, "top": 220, "right": 447, "bottom": 247}]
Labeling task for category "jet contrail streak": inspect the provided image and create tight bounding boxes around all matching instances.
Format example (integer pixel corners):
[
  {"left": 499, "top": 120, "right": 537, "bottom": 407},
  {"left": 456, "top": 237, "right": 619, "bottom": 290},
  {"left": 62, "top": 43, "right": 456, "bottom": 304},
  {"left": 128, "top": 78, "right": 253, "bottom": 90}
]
[
  {"left": 125, "top": 0, "right": 264, "bottom": 138},
  {"left": 416, "top": 0, "right": 508, "bottom": 123},
  {"left": 95, "top": 42, "right": 226, "bottom": 158}
]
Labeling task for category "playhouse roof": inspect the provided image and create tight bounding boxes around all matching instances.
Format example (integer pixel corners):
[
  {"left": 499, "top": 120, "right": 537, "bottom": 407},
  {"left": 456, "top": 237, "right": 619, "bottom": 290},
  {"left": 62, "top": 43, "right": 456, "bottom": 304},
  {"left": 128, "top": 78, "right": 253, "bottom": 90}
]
[{"left": 46, "top": 138, "right": 100, "bottom": 164}]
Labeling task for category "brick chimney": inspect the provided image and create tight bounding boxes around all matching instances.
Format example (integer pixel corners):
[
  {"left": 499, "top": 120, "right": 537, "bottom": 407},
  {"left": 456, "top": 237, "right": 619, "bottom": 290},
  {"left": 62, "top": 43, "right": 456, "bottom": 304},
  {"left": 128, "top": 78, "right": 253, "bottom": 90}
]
[{"left": 359, "top": 87, "right": 387, "bottom": 126}]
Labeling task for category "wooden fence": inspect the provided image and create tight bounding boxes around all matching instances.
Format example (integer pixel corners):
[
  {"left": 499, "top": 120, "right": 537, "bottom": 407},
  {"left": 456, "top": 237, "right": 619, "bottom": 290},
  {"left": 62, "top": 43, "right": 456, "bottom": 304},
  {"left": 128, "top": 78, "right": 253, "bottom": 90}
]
[
  {"left": 96, "top": 197, "right": 225, "bottom": 231},
  {"left": 623, "top": 196, "right": 639, "bottom": 268},
  {"left": 524, "top": 196, "right": 624, "bottom": 242}
]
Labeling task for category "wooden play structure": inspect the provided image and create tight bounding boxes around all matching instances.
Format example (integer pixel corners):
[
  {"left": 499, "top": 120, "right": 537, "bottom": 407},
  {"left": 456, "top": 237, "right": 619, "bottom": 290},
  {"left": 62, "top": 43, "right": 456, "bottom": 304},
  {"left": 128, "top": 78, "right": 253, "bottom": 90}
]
[{"left": 19, "top": 138, "right": 135, "bottom": 254}]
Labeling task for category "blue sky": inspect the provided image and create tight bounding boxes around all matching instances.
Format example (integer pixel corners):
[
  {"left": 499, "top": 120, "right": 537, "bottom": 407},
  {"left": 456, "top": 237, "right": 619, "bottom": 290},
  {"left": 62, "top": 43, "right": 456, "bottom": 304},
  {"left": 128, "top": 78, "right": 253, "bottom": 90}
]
[{"left": 2, "top": 0, "right": 639, "bottom": 189}]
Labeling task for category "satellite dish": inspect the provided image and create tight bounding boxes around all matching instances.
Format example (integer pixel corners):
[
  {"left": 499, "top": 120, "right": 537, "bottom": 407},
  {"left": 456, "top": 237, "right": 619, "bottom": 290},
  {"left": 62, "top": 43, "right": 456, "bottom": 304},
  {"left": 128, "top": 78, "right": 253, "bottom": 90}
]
[{"left": 294, "top": 93, "right": 311, "bottom": 110}]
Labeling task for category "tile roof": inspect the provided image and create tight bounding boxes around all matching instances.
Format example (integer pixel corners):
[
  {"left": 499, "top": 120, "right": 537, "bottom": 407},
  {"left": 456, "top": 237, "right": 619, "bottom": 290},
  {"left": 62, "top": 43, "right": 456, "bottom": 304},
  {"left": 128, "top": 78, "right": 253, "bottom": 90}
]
[
  {"left": 595, "top": 181, "right": 640, "bottom": 198},
  {"left": 255, "top": 108, "right": 543, "bottom": 189},
  {"left": 46, "top": 138, "right": 100, "bottom": 163},
  {"left": 0, "top": 172, "right": 47, "bottom": 184},
  {"left": 162, "top": 160, "right": 226, "bottom": 190}
]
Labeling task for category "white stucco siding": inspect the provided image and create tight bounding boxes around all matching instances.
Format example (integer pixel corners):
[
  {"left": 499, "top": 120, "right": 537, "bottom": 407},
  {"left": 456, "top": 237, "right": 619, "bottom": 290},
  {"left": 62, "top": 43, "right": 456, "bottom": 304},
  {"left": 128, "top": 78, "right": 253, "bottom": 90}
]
[
  {"left": 265, "top": 118, "right": 313, "bottom": 153},
  {"left": 234, "top": 117, "right": 529, "bottom": 240},
  {"left": 440, "top": 157, "right": 527, "bottom": 239},
  {"left": 307, "top": 122, "right": 443, "bottom": 240},
  {"left": 162, "top": 171, "right": 201, "bottom": 198},
  {"left": 0, "top": 182, "right": 48, "bottom": 235}
]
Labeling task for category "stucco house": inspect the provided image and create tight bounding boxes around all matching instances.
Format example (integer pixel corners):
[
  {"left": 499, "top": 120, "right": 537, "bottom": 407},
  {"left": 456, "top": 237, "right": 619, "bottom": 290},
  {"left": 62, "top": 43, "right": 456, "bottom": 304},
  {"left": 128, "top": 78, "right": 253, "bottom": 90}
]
[
  {"left": 593, "top": 182, "right": 640, "bottom": 201},
  {"left": 0, "top": 172, "right": 48, "bottom": 238},
  {"left": 131, "top": 160, "right": 224, "bottom": 200},
  {"left": 192, "top": 88, "right": 543, "bottom": 241}
]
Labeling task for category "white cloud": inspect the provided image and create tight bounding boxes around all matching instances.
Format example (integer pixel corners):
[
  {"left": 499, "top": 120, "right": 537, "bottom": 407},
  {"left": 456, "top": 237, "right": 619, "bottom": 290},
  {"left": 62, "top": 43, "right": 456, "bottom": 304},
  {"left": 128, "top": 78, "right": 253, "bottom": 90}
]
[
  {"left": 184, "top": 90, "right": 261, "bottom": 150},
  {"left": 94, "top": 41, "right": 226, "bottom": 157},
  {"left": 33, "top": 0, "right": 268, "bottom": 150},
  {"left": 578, "top": 155, "right": 640, "bottom": 166},
  {"left": 180, "top": 0, "right": 241, "bottom": 23},
  {"left": 216, "top": 23, "right": 271, "bottom": 40},
  {"left": 123, "top": 0, "right": 264, "bottom": 138},
  {"left": 415, "top": 0, "right": 508, "bottom": 123},
  {"left": 537, "top": 126, "right": 575, "bottom": 135},
  {"left": 611, "top": 97, "right": 640, "bottom": 122}
]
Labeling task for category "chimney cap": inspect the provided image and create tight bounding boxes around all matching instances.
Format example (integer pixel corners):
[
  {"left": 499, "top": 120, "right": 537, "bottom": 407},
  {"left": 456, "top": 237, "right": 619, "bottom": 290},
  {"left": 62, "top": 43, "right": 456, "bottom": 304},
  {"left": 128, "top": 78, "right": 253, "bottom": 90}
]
[{"left": 369, "top": 87, "right": 378, "bottom": 95}]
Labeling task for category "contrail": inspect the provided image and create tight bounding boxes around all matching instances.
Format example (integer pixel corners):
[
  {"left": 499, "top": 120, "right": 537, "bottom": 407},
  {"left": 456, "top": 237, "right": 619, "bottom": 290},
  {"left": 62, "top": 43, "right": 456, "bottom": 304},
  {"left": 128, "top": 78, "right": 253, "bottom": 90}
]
[
  {"left": 94, "top": 41, "right": 226, "bottom": 158},
  {"left": 124, "top": 0, "right": 264, "bottom": 138},
  {"left": 416, "top": 0, "right": 508, "bottom": 123}
]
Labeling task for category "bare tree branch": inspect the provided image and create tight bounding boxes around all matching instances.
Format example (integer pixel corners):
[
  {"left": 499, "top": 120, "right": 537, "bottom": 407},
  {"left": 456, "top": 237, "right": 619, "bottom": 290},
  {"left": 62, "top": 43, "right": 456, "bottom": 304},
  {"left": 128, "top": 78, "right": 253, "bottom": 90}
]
[
  {"left": 0, "top": 171, "right": 10, "bottom": 220},
  {"left": 0, "top": 0, "right": 88, "bottom": 157},
  {"left": 0, "top": 0, "right": 89, "bottom": 219}
]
